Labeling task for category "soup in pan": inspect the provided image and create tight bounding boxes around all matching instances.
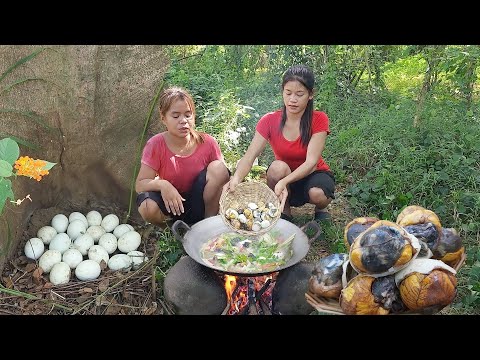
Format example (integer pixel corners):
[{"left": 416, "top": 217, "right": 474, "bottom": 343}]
[{"left": 200, "top": 230, "right": 295, "bottom": 273}]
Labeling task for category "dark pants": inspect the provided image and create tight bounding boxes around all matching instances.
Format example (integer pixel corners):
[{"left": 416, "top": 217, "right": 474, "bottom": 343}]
[
  {"left": 287, "top": 170, "right": 336, "bottom": 207},
  {"left": 136, "top": 168, "right": 208, "bottom": 226}
]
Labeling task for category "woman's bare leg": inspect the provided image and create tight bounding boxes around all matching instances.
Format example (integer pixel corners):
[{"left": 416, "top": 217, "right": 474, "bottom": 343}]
[
  {"left": 138, "top": 198, "right": 168, "bottom": 225},
  {"left": 308, "top": 187, "right": 333, "bottom": 214},
  {"left": 203, "top": 160, "right": 230, "bottom": 217},
  {"left": 266, "top": 160, "right": 291, "bottom": 215}
]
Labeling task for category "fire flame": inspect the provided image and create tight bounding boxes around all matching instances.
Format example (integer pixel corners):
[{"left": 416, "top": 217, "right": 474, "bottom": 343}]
[
  {"left": 223, "top": 274, "right": 277, "bottom": 315},
  {"left": 224, "top": 275, "right": 236, "bottom": 301}
]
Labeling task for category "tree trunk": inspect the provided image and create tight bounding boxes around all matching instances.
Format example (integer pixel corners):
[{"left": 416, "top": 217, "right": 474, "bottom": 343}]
[
  {"left": 364, "top": 46, "right": 373, "bottom": 94},
  {"left": 413, "top": 46, "right": 445, "bottom": 127},
  {"left": 464, "top": 54, "right": 478, "bottom": 112}
]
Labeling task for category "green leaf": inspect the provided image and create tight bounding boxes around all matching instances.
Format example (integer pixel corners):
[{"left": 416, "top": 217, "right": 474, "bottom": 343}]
[
  {"left": 0, "top": 177, "right": 14, "bottom": 216},
  {"left": 0, "top": 109, "right": 54, "bottom": 131},
  {"left": 0, "top": 134, "right": 38, "bottom": 150},
  {"left": 41, "top": 161, "right": 56, "bottom": 171},
  {"left": 0, "top": 137, "right": 19, "bottom": 165},
  {"left": 0, "top": 48, "right": 45, "bottom": 84},
  {"left": 0, "top": 160, "right": 13, "bottom": 177},
  {"left": 1, "top": 77, "right": 44, "bottom": 94}
]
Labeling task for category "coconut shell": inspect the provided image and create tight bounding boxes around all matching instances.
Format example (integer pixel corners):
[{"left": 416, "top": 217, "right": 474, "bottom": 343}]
[
  {"left": 397, "top": 208, "right": 442, "bottom": 236},
  {"left": 339, "top": 275, "right": 390, "bottom": 315},
  {"left": 394, "top": 258, "right": 457, "bottom": 312},
  {"left": 343, "top": 217, "right": 379, "bottom": 250},
  {"left": 349, "top": 220, "right": 420, "bottom": 277},
  {"left": 432, "top": 228, "right": 463, "bottom": 257},
  {"left": 398, "top": 269, "right": 457, "bottom": 312},
  {"left": 438, "top": 246, "right": 465, "bottom": 269},
  {"left": 309, "top": 253, "right": 348, "bottom": 299}
]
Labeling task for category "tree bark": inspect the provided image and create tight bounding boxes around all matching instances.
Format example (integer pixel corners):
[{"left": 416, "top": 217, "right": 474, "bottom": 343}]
[{"left": 413, "top": 46, "right": 445, "bottom": 127}]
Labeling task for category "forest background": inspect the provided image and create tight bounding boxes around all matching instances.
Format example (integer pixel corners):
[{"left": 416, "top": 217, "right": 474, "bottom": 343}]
[
  {"left": 1, "top": 45, "right": 479, "bottom": 315},
  {"left": 163, "top": 45, "right": 480, "bottom": 314}
]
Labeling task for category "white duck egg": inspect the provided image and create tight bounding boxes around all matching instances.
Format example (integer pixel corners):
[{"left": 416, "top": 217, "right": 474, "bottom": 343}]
[
  {"left": 88, "top": 245, "right": 109, "bottom": 265},
  {"left": 86, "top": 225, "right": 106, "bottom": 243},
  {"left": 86, "top": 210, "right": 102, "bottom": 227},
  {"left": 51, "top": 214, "right": 69, "bottom": 233},
  {"left": 67, "top": 219, "right": 87, "bottom": 240},
  {"left": 237, "top": 214, "right": 247, "bottom": 224},
  {"left": 108, "top": 254, "right": 132, "bottom": 271},
  {"left": 260, "top": 219, "right": 271, "bottom": 228},
  {"left": 117, "top": 231, "right": 141, "bottom": 253},
  {"left": 98, "top": 233, "right": 117, "bottom": 254},
  {"left": 68, "top": 212, "right": 88, "bottom": 228},
  {"left": 126, "top": 224, "right": 134, "bottom": 231},
  {"left": 127, "top": 251, "right": 148, "bottom": 270},
  {"left": 36, "top": 226, "right": 57, "bottom": 245},
  {"left": 39, "top": 249, "right": 62, "bottom": 273},
  {"left": 101, "top": 214, "right": 120, "bottom": 233},
  {"left": 49, "top": 233, "right": 72, "bottom": 254},
  {"left": 24, "top": 238, "right": 45, "bottom": 260},
  {"left": 73, "top": 234, "right": 94, "bottom": 256},
  {"left": 75, "top": 260, "right": 101, "bottom": 281},
  {"left": 49, "top": 262, "right": 71, "bottom": 285},
  {"left": 113, "top": 224, "right": 132, "bottom": 239},
  {"left": 62, "top": 248, "right": 83, "bottom": 269}
]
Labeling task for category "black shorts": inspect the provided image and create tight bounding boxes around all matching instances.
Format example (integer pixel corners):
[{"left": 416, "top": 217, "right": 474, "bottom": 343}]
[
  {"left": 288, "top": 170, "right": 336, "bottom": 207},
  {"left": 136, "top": 168, "right": 208, "bottom": 226}
]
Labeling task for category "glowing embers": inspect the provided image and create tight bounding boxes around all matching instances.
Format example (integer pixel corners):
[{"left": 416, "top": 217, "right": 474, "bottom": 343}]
[{"left": 222, "top": 273, "right": 278, "bottom": 315}]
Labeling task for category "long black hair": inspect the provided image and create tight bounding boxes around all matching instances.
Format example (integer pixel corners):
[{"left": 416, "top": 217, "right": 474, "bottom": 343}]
[{"left": 280, "top": 65, "right": 315, "bottom": 148}]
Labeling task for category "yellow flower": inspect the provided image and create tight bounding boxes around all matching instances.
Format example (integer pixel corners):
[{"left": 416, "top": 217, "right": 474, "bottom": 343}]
[{"left": 14, "top": 156, "right": 49, "bottom": 181}]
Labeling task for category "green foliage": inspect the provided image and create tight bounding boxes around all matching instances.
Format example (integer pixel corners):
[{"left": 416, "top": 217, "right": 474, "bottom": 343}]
[
  {"left": 383, "top": 54, "right": 426, "bottom": 98},
  {"left": 163, "top": 45, "right": 480, "bottom": 313},
  {"left": 460, "top": 247, "right": 480, "bottom": 311},
  {"left": 0, "top": 137, "right": 56, "bottom": 216},
  {"left": 0, "top": 138, "right": 20, "bottom": 215},
  {"left": 196, "top": 89, "right": 255, "bottom": 169},
  {"left": 245, "top": 165, "right": 267, "bottom": 181},
  {"left": 154, "top": 227, "right": 185, "bottom": 291}
]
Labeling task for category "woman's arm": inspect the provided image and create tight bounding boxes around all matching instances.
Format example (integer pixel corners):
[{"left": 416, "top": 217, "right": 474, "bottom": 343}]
[
  {"left": 135, "top": 163, "right": 167, "bottom": 193},
  {"left": 135, "top": 163, "right": 186, "bottom": 215},
  {"left": 230, "top": 131, "right": 268, "bottom": 187},
  {"left": 274, "top": 131, "right": 327, "bottom": 194}
]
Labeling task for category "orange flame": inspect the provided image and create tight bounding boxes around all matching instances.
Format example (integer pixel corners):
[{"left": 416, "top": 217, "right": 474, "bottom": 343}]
[{"left": 224, "top": 275, "right": 236, "bottom": 301}]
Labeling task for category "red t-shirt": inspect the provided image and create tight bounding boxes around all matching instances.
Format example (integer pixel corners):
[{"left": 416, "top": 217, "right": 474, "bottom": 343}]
[
  {"left": 256, "top": 110, "right": 331, "bottom": 172},
  {"left": 141, "top": 132, "right": 223, "bottom": 194}
]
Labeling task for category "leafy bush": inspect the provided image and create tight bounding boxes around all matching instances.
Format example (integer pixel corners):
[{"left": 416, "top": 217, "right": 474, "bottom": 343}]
[{"left": 0, "top": 137, "right": 56, "bottom": 216}]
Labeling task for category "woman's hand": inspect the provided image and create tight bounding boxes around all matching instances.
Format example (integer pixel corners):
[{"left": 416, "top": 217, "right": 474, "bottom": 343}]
[
  {"left": 160, "top": 181, "right": 185, "bottom": 216},
  {"left": 274, "top": 180, "right": 288, "bottom": 213},
  {"left": 222, "top": 176, "right": 240, "bottom": 197}
]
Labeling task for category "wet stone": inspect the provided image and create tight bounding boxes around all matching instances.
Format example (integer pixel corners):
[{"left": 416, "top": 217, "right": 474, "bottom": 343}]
[
  {"left": 272, "top": 261, "right": 315, "bottom": 315},
  {"left": 164, "top": 256, "right": 227, "bottom": 315}
]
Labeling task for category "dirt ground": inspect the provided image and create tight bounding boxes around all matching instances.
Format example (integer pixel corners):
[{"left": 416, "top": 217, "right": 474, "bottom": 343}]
[
  {"left": 0, "top": 185, "right": 355, "bottom": 315},
  {"left": 0, "top": 201, "right": 170, "bottom": 315}
]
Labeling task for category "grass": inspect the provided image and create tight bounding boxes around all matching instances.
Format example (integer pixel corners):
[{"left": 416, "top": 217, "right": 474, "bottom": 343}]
[{"left": 153, "top": 47, "right": 480, "bottom": 314}]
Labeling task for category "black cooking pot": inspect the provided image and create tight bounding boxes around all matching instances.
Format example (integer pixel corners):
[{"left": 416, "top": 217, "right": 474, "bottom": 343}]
[{"left": 171, "top": 215, "right": 321, "bottom": 276}]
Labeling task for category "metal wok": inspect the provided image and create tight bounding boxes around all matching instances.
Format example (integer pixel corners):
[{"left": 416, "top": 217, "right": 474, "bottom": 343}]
[{"left": 171, "top": 215, "right": 321, "bottom": 276}]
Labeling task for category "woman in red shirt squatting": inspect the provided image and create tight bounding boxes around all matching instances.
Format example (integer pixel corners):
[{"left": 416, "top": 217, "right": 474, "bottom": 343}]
[
  {"left": 224, "top": 65, "right": 335, "bottom": 222},
  {"left": 135, "top": 87, "right": 230, "bottom": 226}
]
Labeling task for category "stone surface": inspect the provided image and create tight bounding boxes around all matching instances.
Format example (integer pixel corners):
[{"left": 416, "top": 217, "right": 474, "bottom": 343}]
[
  {"left": 272, "top": 261, "right": 315, "bottom": 315},
  {"left": 164, "top": 256, "right": 228, "bottom": 315}
]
